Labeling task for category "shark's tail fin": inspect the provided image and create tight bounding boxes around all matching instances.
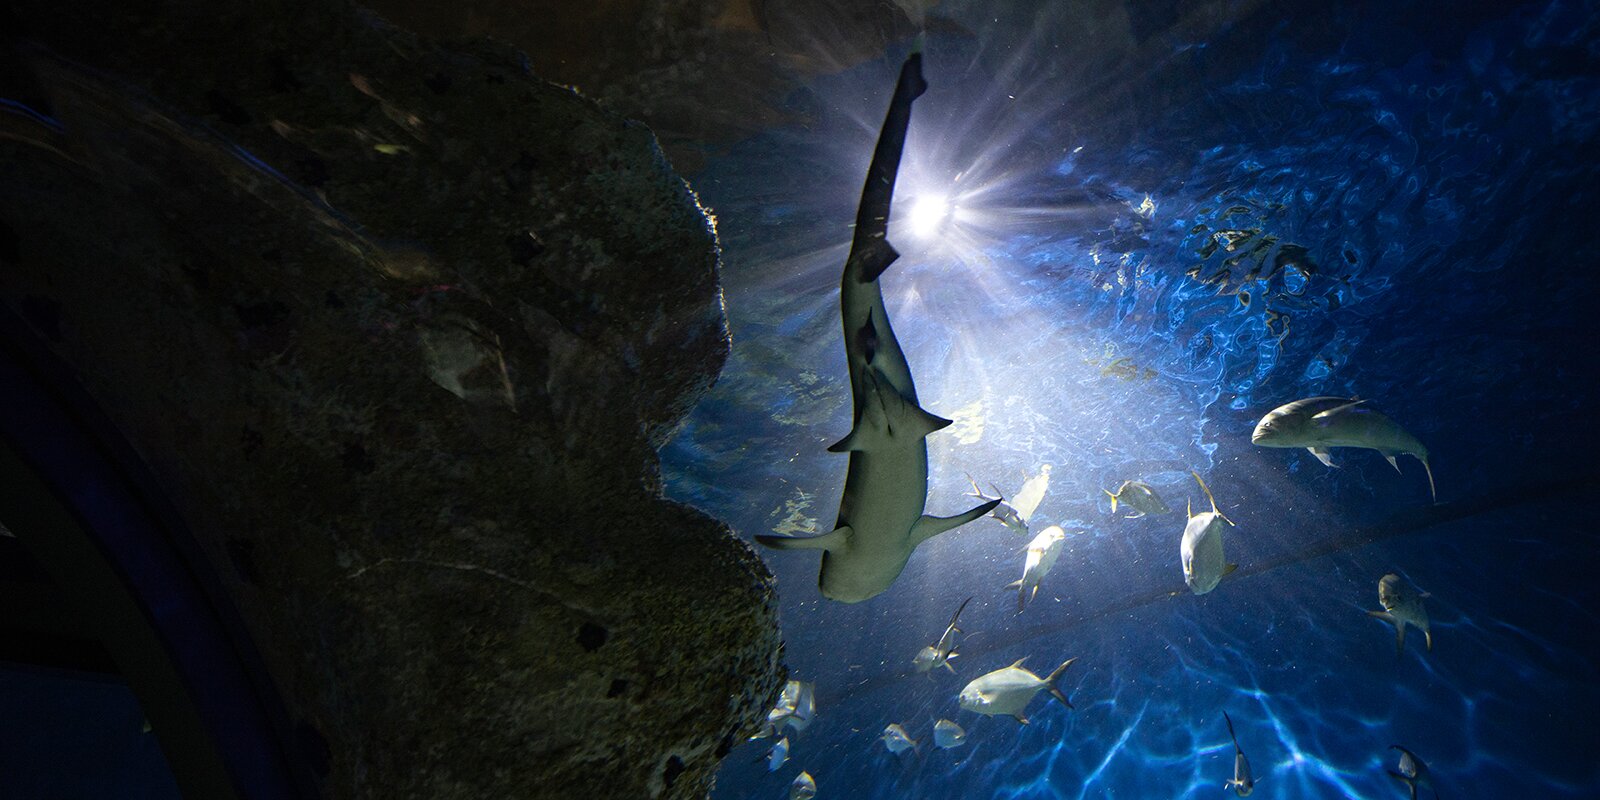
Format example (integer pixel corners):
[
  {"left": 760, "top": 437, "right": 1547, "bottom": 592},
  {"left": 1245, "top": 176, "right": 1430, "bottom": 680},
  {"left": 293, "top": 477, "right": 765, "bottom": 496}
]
[
  {"left": 1044, "top": 657, "right": 1077, "bottom": 710},
  {"left": 1103, "top": 488, "right": 1119, "bottom": 514}
]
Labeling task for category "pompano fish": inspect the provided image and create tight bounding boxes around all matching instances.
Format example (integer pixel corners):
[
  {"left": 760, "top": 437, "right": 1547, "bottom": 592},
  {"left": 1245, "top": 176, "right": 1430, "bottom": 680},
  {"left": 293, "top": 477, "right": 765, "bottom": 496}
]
[
  {"left": 1180, "top": 471, "right": 1237, "bottom": 595},
  {"left": 1252, "top": 396, "right": 1435, "bottom": 502},
  {"left": 1010, "top": 464, "right": 1052, "bottom": 528},
  {"left": 755, "top": 49, "right": 999, "bottom": 602},
  {"left": 1367, "top": 573, "right": 1432, "bottom": 654},
  {"left": 1387, "top": 745, "right": 1438, "bottom": 800},
  {"left": 965, "top": 474, "right": 1027, "bottom": 534},
  {"left": 1007, "top": 526, "right": 1066, "bottom": 612},
  {"left": 880, "top": 723, "right": 918, "bottom": 754},
  {"left": 1103, "top": 480, "right": 1171, "bottom": 518},
  {"left": 932, "top": 719, "right": 967, "bottom": 749},
  {"left": 767, "top": 680, "right": 816, "bottom": 733},
  {"left": 1223, "top": 711, "right": 1254, "bottom": 796},
  {"left": 767, "top": 736, "right": 789, "bottom": 771},
  {"left": 957, "top": 656, "right": 1077, "bottom": 724},
  {"left": 913, "top": 596, "right": 972, "bottom": 673},
  {"left": 790, "top": 770, "right": 817, "bottom": 800}
]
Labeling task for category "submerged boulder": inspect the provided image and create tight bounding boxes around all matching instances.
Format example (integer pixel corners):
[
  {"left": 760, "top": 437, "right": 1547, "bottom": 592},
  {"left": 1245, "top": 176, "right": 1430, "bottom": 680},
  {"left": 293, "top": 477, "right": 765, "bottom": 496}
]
[{"left": 0, "top": 1, "right": 781, "bottom": 797}]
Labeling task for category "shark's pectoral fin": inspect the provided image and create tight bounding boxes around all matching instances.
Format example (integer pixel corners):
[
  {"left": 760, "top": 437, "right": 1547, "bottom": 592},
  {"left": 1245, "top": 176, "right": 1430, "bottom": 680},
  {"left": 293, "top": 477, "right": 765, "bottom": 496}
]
[
  {"left": 1308, "top": 446, "right": 1337, "bottom": 467},
  {"left": 912, "top": 499, "right": 1002, "bottom": 545},
  {"left": 756, "top": 526, "right": 851, "bottom": 552}
]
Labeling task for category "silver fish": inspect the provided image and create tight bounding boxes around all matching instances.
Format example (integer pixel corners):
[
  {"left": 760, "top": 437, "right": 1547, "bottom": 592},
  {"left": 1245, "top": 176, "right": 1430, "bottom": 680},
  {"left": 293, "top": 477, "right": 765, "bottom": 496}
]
[
  {"left": 1252, "top": 397, "right": 1435, "bottom": 502},
  {"left": 965, "top": 474, "right": 1027, "bottom": 534},
  {"left": 912, "top": 596, "right": 971, "bottom": 673},
  {"left": 932, "top": 719, "right": 967, "bottom": 749},
  {"left": 880, "top": 723, "right": 918, "bottom": 754},
  {"left": 1007, "top": 526, "right": 1065, "bottom": 612},
  {"left": 958, "top": 656, "right": 1076, "bottom": 724},
  {"left": 766, "top": 736, "right": 789, "bottom": 771},
  {"left": 790, "top": 770, "right": 817, "bottom": 800},
  {"left": 1103, "top": 480, "right": 1171, "bottom": 518},
  {"left": 1223, "top": 711, "right": 1254, "bottom": 796},
  {"left": 1180, "top": 471, "right": 1237, "bottom": 595},
  {"left": 1387, "top": 745, "right": 1438, "bottom": 800},
  {"left": 1368, "top": 573, "right": 1432, "bottom": 654}
]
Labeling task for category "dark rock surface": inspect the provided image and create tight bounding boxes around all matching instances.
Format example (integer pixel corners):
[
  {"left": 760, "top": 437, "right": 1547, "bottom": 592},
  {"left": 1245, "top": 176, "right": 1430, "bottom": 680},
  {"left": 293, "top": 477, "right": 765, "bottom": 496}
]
[{"left": 0, "top": 1, "right": 782, "bottom": 797}]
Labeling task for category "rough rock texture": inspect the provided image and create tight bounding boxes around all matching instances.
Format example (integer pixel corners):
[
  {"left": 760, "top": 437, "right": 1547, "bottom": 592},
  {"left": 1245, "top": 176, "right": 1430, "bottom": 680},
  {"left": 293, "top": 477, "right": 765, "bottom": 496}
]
[
  {"left": 357, "top": 0, "right": 961, "bottom": 172},
  {"left": 0, "top": 1, "right": 782, "bottom": 797}
]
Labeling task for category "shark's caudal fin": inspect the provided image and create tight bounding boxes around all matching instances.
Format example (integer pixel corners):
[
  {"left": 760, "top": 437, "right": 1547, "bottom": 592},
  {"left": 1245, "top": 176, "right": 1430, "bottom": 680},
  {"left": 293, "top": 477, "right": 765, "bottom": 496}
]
[
  {"left": 1103, "top": 488, "right": 1119, "bottom": 513},
  {"left": 1044, "top": 657, "right": 1078, "bottom": 710},
  {"left": 911, "top": 499, "right": 1001, "bottom": 545},
  {"left": 1368, "top": 610, "right": 1406, "bottom": 653},
  {"left": 849, "top": 51, "right": 927, "bottom": 283},
  {"left": 756, "top": 526, "right": 851, "bottom": 552}
]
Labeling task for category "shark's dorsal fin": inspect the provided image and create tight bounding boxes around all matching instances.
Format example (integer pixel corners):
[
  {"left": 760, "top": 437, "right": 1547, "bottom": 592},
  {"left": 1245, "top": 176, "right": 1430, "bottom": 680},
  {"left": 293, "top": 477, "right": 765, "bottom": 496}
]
[
  {"left": 1311, "top": 398, "right": 1368, "bottom": 420},
  {"left": 911, "top": 499, "right": 1001, "bottom": 545},
  {"left": 755, "top": 526, "right": 851, "bottom": 552}
]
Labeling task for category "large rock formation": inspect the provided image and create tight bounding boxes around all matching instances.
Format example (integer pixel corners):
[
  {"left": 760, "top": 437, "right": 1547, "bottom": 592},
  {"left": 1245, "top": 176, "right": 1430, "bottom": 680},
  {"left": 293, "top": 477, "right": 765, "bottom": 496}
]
[{"left": 0, "top": 1, "right": 782, "bottom": 796}]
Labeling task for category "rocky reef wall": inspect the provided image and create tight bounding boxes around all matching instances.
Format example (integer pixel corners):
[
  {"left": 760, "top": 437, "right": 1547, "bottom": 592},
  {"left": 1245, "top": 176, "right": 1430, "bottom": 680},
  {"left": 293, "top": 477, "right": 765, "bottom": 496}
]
[{"left": 0, "top": 1, "right": 782, "bottom": 796}]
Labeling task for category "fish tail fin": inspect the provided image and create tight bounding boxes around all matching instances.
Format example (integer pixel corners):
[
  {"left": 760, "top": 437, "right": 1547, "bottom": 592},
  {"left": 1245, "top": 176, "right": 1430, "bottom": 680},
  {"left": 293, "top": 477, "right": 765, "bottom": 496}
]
[
  {"left": 1190, "top": 470, "right": 1220, "bottom": 515},
  {"left": 1369, "top": 610, "right": 1406, "bottom": 653},
  {"left": 1103, "top": 488, "right": 1118, "bottom": 513},
  {"left": 1419, "top": 454, "right": 1437, "bottom": 503},
  {"left": 1044, "top": 657, "right": 1078, "bottom": 710},
  {"left": 1223, "top": 710, "right": 1240, "bottom": 751}
]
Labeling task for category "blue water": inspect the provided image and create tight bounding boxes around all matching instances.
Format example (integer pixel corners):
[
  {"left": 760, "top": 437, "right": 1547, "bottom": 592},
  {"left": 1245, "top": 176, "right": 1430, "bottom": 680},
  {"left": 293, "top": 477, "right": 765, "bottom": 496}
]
[{"left": 665, "top": 2, "right": 1600, "bottom": 798}]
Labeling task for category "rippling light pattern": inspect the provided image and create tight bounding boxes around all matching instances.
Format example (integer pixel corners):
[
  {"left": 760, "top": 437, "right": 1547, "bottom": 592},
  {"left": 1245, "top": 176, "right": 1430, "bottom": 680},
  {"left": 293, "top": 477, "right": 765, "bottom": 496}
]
[{"left": 662, "top": 1, "right": 1600, "bottom": 798}]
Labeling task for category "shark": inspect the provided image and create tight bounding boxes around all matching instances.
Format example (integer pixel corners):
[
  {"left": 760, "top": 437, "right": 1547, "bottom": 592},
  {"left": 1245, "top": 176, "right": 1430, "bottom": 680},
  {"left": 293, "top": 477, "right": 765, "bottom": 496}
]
[
  {"left": 755, "top": 47, "right": 997, "bottom": 602},
  {"left": 1252, "top": 396, "right": 1436, "bottom": 502}
]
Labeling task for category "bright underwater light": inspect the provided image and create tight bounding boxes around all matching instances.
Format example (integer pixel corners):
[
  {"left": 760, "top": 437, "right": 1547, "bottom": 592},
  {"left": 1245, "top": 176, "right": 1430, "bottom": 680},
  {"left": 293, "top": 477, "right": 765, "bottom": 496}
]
[{"left": 906, "top": 192, "right": 952, "bottom": 238}]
